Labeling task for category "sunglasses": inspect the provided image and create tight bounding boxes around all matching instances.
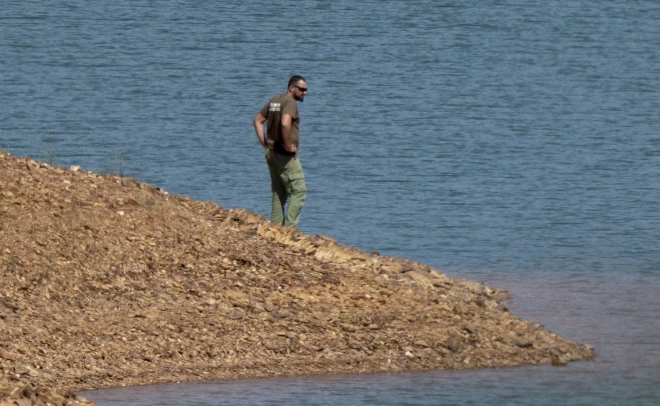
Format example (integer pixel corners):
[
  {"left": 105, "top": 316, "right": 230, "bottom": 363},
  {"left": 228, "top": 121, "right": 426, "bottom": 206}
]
[{"left": 293, "top": 84, "right": 308, "bottom": 92}]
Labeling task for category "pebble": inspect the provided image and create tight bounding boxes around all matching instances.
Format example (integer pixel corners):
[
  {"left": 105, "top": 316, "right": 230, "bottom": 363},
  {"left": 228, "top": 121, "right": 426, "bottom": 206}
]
[
  {"left": 447, "top": 337, "right": 463, "bottom": 353},
  {"left": 264, "top": 301, "right": 274, "bottom": 312}
]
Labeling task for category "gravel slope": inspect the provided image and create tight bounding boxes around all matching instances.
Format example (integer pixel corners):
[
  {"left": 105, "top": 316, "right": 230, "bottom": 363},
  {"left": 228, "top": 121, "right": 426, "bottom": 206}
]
[{"left": 0, "top": 150, "right": 594, "bottom": 404}]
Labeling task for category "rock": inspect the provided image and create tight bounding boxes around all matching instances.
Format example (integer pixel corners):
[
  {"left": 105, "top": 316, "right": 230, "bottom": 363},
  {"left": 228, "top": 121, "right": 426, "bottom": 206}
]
[
  {"left": 513, "top": 338, "right": 534, "bottom": 348},
  {"left": 492, "top": 290, "right": 511, "bottom": 301},
  {"left": 380, "top": 263, "right": 403, "bottom": 274},
  {"left": 0, "top": 351, "right": 14, "bottom": 361},
  {"left": 463, "top": 323, "right": 477, "bottom": 334},
  {"left": 551, "top": 354, "right": 569, "bottom": 366},
  {"left": 447, "top": 337, "right": 463, "bottom": 353},
  {"left": 225, "top": 290, "right": 250, "bottom": 308},
  {"left": 476, "top": 296, "right": 487, "bottom": 308},
  {"left": 121, "top": 178, "right": 138, "bottom": 188},
  {"left": 22, "top": 384, "right": 36, "bottom": 397},
  {"left": 404, "top": 271, "right": 430, "bottom": 283},
  {"left": 264, "top": 301, "right": 274, "bottom": 312},
  {"left": 37, "top": 389, "right": 66, "bottom": 405},
  {"left": 453, "top": 302, "right": 469, "bottom": 315},
  {"left": 321, "top": 273, "right": 341, "bottom": 285},
  {"left": 461, "top": 280, "right": 484, "bottom": 293},
  {"left": 228, "top": 309, "right": 245, "bottom": 320},
  {"left": 14, "top": 367, "right": 30, "bottom": 376},
  {"left": 341, "top": 324, "right": 357, "bottom": 333}
]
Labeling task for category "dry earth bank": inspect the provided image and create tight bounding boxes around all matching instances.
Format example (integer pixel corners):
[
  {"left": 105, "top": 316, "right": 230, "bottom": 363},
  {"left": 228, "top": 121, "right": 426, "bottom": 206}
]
[{"left": 0, "top": 149, "right": 594, "bottom": 405}]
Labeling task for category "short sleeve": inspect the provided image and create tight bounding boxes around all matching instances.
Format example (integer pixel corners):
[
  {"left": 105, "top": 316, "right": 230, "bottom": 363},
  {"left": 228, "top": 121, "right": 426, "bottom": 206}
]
[
  {"left": 259, "top": 102, "right": 270, "bottom": 117},
  {"left": 281, "top": 98, "right": 297, "bottom": 118}
]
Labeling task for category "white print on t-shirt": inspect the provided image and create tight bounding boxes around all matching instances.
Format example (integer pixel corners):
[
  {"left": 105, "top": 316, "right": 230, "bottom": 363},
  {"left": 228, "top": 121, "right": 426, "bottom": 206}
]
[{"left": 269, "top": 103, "right": 281, "bottom": 112}]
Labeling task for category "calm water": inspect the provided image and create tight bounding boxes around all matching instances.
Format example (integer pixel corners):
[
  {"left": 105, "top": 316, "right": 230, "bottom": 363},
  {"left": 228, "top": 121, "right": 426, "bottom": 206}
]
[{"left": 2, "top": 0, "right": 659, "bottom": 404}]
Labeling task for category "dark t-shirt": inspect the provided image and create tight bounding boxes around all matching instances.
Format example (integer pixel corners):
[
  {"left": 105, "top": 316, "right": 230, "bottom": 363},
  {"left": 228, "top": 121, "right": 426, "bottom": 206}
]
[{"left": 260, "top": 93, "right": 299, "bottom": 155}]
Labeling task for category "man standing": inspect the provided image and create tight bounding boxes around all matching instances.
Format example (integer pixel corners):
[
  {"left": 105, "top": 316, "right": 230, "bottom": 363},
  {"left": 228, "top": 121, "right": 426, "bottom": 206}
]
[{"left": 253, "top": 75, "right": 308, "bottom": 228}]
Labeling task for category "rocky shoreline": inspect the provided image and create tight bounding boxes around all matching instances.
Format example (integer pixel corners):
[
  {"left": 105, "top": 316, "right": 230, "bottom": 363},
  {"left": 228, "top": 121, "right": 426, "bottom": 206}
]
[{"left": 0, "top": 149, "right": 594, "bottom": 405}]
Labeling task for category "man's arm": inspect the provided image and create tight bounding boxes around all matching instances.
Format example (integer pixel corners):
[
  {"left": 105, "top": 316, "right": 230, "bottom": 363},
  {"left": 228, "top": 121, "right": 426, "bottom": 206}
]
[
  {"left": 253, "top": 113, "right": 268, "bottom": 148},
  {"left": 280, "top": 114, "right": 298, "bottom": 153}
]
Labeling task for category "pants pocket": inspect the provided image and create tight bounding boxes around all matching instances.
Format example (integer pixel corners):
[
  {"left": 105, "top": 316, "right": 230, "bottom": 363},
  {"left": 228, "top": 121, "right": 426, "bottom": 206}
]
[{"left": 286, "top": 173, "right": 306, "bottom": 194}]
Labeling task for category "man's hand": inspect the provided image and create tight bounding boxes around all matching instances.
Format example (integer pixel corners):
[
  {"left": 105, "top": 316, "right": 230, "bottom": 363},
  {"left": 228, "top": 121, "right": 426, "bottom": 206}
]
[{"left": 253, "top": 113, "right": 268, "bottom": 148}]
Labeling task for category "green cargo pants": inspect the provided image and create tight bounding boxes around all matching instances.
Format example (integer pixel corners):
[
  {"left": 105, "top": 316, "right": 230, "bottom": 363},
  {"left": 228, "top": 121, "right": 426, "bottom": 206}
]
[{"left": 265, "top": 149, "right": 306, "bottom": 228}]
